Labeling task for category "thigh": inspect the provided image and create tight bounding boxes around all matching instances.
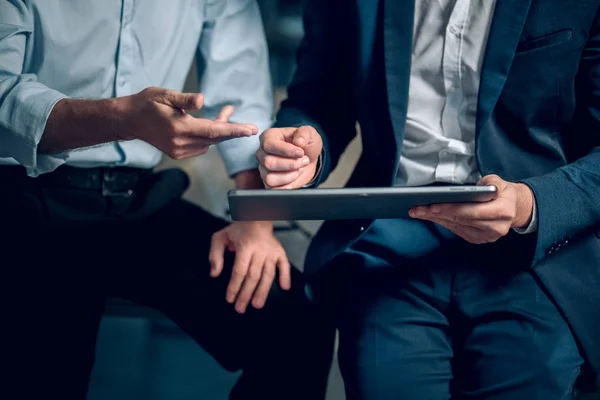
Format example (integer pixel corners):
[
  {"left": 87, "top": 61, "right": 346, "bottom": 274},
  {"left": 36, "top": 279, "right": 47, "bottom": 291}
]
[
  {"left": 5, "top": 279, "right": 106, "bottom": 400},
  {"left": 332, "top": 250, "right": 455, "bottom": 400},
  {"left": 454, "top": 268, "right": 584, "bottom": 400},
  {"left": 103, "top": 198, "right": 335, "bottom": 399},
  {"left": 102, "top": 199, "right": 246, "bottom": 369},
  {"left": 3, "top": 178, "right": 106, "bottom": 399}
]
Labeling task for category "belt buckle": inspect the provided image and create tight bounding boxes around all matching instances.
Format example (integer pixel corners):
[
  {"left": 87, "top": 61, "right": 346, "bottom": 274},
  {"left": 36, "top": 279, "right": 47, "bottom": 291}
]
[{"left": 101, "top": 169, "right": 134, "bottom": 198}]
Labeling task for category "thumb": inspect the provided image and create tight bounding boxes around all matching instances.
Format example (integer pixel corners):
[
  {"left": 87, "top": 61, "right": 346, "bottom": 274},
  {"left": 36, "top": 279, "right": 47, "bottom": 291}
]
[
  {"left": 477, "top": 174, "right": 504, "bottom": 198},
  {"left": 164, "top": 91, "right": 204, "bottom": 111},
  {"left": 216, "top": 105, "right": 235, "bottom": 122},
  {"left": 209, "top": 231, "right": 227, "bottom": 278},
  {"left": 292, "top": 126, "right": 322, "bottom": 162}
]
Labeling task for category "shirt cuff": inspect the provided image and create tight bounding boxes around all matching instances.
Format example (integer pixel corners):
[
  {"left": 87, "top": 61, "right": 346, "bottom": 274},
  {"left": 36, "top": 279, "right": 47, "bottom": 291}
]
[
  {"left": 303, "top": 153, "right": 323, "bottom": 188},
  {"left": 513, "top": 197, "right": 538, "bottom": 234},
  {"left": 216, "top": 134, "right": 261, "bottom": 177},
  {"left": 214, "top": 110, "right": 271, "bottom": 177},
  {"left": 0, "top": 83, "right": 70, "bottom": 177}
]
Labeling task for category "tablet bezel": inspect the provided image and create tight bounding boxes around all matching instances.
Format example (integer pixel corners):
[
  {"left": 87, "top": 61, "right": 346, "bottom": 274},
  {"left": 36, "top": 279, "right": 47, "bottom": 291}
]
[{"left": 228, "top": 185, "right": 498, "bottom": 221}]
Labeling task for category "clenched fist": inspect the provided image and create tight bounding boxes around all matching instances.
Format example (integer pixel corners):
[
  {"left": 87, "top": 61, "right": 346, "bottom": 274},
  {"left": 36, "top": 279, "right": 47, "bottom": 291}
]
[{"left": 256, "top": 125, "right": 323, "bottom": 189}]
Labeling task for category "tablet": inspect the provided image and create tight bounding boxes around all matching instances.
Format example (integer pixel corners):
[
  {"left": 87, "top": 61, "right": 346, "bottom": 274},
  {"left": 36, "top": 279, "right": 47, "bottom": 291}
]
[{"left": 228, "top": 185, "right": 497, "bottom": 221}]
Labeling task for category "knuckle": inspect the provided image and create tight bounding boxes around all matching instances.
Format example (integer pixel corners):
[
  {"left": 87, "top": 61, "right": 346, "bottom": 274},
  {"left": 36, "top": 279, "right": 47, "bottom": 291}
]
[
  {"left": 495, "top": 207, "right": 513, "bottom": 220},
  {"left": 206, "top": 125, "right": 220, "bottom": 140},
  {"left": 166, "top": 146, "right": 179, "bottom": 159},
  {"left": 263, "top": 129, "right": 275, "bottom": 138},
  {"left": 263, "top": 269, "right": 275, "bottom": 281},
  {"left": 488, "top": 235, "right": 501, "bottom": 243},
  {"left": 506, "top": 209, "right": 517, "bottom": 220},
  {"left": 171, "top": 135, "right": 186, "bottom": 148},
  {"left": 247, "top": 269, "right": 262, "bottom": 281},
  {"left": 492, "top": 225, "right": 509, "bottom": 237},
  {"left": 262, "top": 140, "right": 276, "bottom": 154},
  {"left": 167, "top": 121, "right": 182, "bottom": 137},
  {"left": 263, "top": 156, "right": 277, "bottom": 170},
  {"left": 265, "top": 174, "right": 277, "bottom": 187},
  {"left": 198, "top": 147, "right": 209, "bottom": 156},
  {"left": 258, "top": 165, "right": 267, "bottom": 178},
  {"left": 237, "top": 293, "right": 250, "bottom": 302},
  {"left": 232, "top": 266, "right": 248, "bottom": 278}
]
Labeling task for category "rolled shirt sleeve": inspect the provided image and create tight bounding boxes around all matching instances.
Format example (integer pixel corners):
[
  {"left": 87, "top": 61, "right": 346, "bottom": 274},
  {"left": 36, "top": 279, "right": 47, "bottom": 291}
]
[
  {"left": 0, "top": 1, "right": 70, "bottom": 177},
  {"left": 197, "top": 0, "right": 273, "bottom": 177}
]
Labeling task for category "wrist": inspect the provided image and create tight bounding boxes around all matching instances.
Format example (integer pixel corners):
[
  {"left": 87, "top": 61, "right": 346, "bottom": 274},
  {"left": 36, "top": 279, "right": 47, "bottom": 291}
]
[
  {"left": 234, "top": 169, "right": 264, "bottom": 189},
  {"left": 302, "top": 153, "right": 321, "bottom": 187},
  {"left": 110, "top": 96, "right": 136, "bottom": 141},
  {"left": 512, "top": 183, "right": 534, "bottom": 229},
  {"left": 235, "top": 220, "right": 274, "bottom": 232}
]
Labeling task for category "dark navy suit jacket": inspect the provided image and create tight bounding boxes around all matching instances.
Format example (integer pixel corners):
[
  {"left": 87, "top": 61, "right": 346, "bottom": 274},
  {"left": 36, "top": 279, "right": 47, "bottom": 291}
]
[{"left": 275, "top": 0, "right": 600, "bottom": 388}]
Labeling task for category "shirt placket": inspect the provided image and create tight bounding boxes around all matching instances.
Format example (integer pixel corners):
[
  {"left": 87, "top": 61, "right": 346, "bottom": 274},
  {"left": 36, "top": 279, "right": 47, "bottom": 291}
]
[
  {"left": 112, "top": 0, "right": 137, "bottom": 164},
  {"left": 436, "top": 0, "right": 470, "bottom": 183}
]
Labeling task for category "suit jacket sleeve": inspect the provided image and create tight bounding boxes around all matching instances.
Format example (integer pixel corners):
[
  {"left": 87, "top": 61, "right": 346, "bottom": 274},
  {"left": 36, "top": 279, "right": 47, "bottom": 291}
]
[
  {"left": 274, "top": 0, "right": 358, "bottom": 186},
  {"left": 523, "top": 10, "right": 600, "bottom": 263}
]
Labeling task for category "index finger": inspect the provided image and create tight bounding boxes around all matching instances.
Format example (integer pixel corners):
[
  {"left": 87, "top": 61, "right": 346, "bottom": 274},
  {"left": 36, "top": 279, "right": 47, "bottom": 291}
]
[
  {"left": 226, "top": 250, "right": 251, "bottom": 304},
  {"left": 417, "top": 200, "right": 509, "bottom": 223},
  {"left": 261, "top": 136, "right": 304, "bottom": 158},
  {"left": 277, "top": 255, "right": 291, "bottom": 291},
  {"left": 187, "top": 118, "right": 259, "bottom": 141}
]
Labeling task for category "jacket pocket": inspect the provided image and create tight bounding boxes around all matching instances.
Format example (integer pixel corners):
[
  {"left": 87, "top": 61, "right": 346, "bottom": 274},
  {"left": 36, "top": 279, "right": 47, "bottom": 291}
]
[{"left": 516, "top": 29, "right": 573, "bottom": 54}]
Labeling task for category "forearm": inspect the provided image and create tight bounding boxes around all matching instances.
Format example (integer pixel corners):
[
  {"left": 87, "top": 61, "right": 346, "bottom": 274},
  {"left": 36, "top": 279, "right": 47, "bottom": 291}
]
[
  {"left": 234, "top": 169, "right": 264, "bottom": 190},
  {"left": 39, "top": 97, "right": 127, "bottom": 154},
  {"left": 522, "top": 150, "right": 600, "bottom": 263},
  {"left": 233, "top": 169, "right": 273, "bottom": 229}
]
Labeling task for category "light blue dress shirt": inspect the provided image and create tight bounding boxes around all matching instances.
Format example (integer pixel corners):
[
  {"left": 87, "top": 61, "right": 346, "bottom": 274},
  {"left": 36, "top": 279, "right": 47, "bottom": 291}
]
[{"left": 0, "top": 0, "right": 273, "bottom": 177}]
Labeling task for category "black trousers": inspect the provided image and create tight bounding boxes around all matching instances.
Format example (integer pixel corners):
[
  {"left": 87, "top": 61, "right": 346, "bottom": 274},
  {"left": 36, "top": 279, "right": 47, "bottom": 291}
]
[{"left": 2, "top": 166, "right": 335, "bottom": 400}]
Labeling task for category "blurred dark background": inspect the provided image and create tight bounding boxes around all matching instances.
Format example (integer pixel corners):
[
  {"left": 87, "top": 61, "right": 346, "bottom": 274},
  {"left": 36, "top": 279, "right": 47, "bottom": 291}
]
[{"left": 87, "top": 2, "right": 356, "bottom": 399}]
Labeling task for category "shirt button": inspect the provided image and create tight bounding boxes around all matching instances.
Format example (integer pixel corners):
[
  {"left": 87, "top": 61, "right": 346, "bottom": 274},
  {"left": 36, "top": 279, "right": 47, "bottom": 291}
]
[
  {"left": 360, "top": 227, "right": 365, "bottom": 232},
  {"left": 449, "top": 25, "right": 460, "bottom": 36}
]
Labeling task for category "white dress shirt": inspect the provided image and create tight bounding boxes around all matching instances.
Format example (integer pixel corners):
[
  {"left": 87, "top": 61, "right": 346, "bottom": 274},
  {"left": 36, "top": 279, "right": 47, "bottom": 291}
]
[
  {"left": 397, "top": 0, "right": 495, "bottom": 186},
  {"left": 0, "top": 0, "right": 272, "bottom": 177},
  {"left": 397, "top": 0, "right": 536, "bottom": 233}
]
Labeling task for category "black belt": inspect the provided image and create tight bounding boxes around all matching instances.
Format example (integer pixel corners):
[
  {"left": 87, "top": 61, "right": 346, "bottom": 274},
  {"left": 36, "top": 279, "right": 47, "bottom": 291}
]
[{"left": 2, "top": 165, "right": 153, "bottom": 197}]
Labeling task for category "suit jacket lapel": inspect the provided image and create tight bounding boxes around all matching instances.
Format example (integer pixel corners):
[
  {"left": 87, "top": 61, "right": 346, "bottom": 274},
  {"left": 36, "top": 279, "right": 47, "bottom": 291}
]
[
  {"left": 383, "top": 0, "right": 415, "bottom": 146},
  {"left": 356, "top": 0, "right": 380, "bottom": 81},
  {"left": 476, "top": 0, "right": 533, "bottom": 135}
]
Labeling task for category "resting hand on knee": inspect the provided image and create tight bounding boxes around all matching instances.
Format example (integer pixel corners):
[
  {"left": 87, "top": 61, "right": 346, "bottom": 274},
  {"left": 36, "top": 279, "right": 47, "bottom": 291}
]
[{"left": 208, "top": 221, "right": 291, "bottom": 314}]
